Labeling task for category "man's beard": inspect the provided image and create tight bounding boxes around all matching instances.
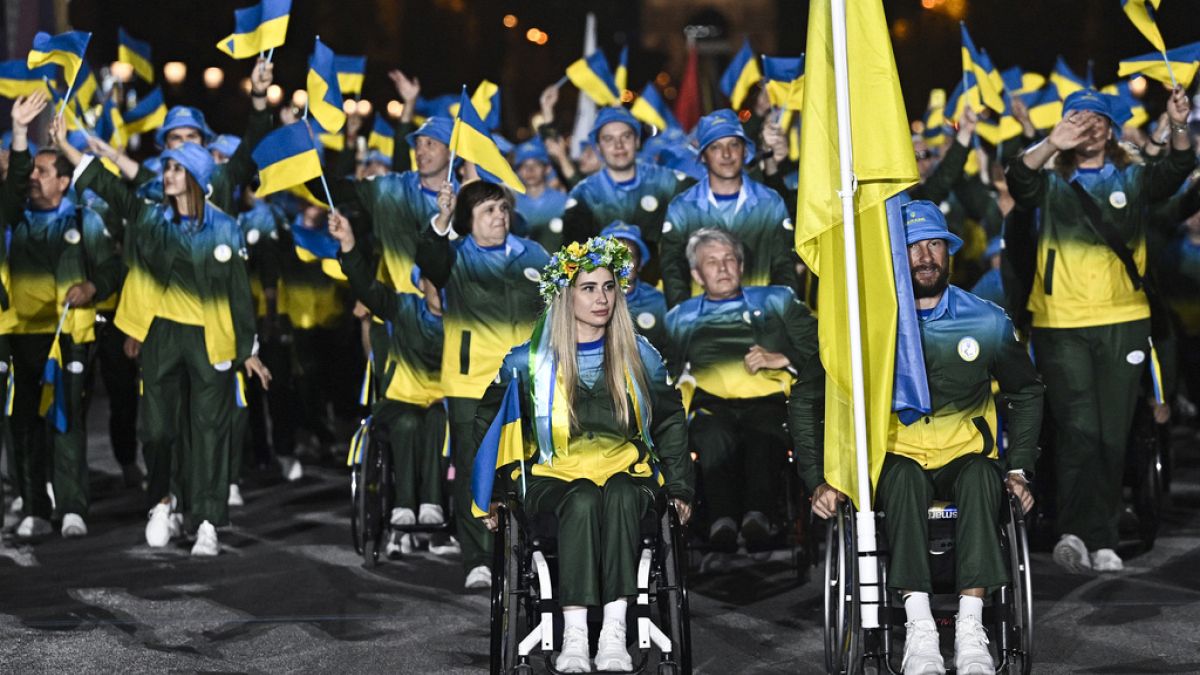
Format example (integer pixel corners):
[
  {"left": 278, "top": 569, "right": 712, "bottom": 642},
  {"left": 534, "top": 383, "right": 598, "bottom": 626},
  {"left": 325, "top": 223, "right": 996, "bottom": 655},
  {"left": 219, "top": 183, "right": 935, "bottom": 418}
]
[{"left": 911, "top": 263, "right": 949, "bottom": 299}]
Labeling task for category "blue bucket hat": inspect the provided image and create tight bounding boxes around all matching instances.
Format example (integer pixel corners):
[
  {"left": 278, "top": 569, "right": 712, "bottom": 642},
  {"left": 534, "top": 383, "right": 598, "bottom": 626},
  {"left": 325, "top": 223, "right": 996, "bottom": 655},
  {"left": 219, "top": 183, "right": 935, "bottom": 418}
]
[
  {"left": 1, "top": 131, "right": 38, "bottom": 155},
  {"left": 208, "top": 134, "right": 241, "bottom": 157},
  {"left": 156, "top": 106, "right": 216, "bottom": 147},
  {"left": 984, "top": 236, "right": 1002, "bottom": 260},
  {"left": 1062, "top": 89, "right": 1132, "bottom": 134},
  {"left": 405, "top": 116, "right": 454, "bottom": 148},
  {"left": 902, "top": 199, "right": 962, "bottom": 255},
  {"left": 600, "top": 221, "right": 651, "bottom": 269},
  {"left": 589, "top": 107, "right": 641, "bottom": 146},
  {"left": 160, "top": 142, "right": 215, "bottom": 191},
  {"left": 695, "top": 109, "right": 756, "bottom": 164},
  {"left": 512, "top": 138, "right": 551, "bottom": 167},
  {"left": 363, "top": 150, "right": 393, "bottom": 168}
]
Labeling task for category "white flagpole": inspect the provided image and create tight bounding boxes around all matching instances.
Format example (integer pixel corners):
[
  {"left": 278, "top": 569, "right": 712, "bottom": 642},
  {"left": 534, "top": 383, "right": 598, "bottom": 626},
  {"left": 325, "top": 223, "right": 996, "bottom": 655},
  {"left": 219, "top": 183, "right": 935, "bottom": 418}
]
[
  {"left": 569, "top": 13, "right": 598, "bottom": 159},
  {"left": 829, "top": 0, "right": 880, "bottom": 630}
]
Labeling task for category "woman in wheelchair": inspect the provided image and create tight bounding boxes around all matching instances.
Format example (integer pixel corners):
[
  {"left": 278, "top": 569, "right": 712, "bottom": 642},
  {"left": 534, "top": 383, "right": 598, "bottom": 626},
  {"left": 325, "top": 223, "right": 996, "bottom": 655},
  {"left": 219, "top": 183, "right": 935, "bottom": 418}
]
[{"left": 477, "top": 236, "right": 695, "bottom": 673}]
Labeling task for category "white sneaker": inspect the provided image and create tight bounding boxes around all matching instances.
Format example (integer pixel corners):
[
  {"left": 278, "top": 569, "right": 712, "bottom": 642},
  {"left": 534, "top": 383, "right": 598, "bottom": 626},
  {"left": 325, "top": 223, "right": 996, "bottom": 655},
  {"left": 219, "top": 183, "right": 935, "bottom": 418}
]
[
  {"left": 8, "top": 496, "right": 22, "bottom": 514},
  {"left": 464, "top": 564, "right": 492, "bottom": 589},
  {"left": 1053, "top": 534, "right": 1092, "bottom": 574},
  {"left": 386, "top": 531, "right": 416, "bottom": 559},
  {"left": 594, "top": 621, "right": 633, "bottom": 671},
  {"left": 16, "top": 516, "right": 51, "bottom": 539},
  {"left": 61, "top": 513, "right": 88, "bottom": 538},
  {"left": 555, "top": 624, "right": 591, "bottom": 673},
  {"left": 709, "top": 516, "right": 738, "bottom": 552},
  {"left": 390, "top": 507, "right": 416, "bottom": 527},
  {"left": 280, "top": 456, "right": 303, "bottom": 482},
  {"left": 954, "top": 615, "right": 994, "bottom": 675},
  {"left": 227, "top": 484, "right": 244, "bottom": 507},
  {"left": 1090, "top": 548, "right": 1124, "bottom": 572},
  {"left": 146, "top": 503, "right": 173, "bottom": 547},
  {"left": 168, "top": 513, "right": 184, "bottom": 539},
  {"left": 741, "top": 510, "right": 771, "bottom": 551},
  {"left": 429, "top": 534, "right": 461, "bottom": 556},
  {"left": 418, "top": 503, "right": 444, "bottom": 525},
  {"left": 191, "top": 521, "right": 219, "bottom": 557},
  {"left": 901, "top": 619, "right": 946, "bottom": 675}
]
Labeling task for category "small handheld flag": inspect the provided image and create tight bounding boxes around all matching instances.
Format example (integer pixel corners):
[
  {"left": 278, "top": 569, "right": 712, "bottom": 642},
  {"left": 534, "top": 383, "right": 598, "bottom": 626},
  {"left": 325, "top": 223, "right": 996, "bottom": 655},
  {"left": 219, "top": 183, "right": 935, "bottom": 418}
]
[
  {"left": 290, "top": 219, "right": 347, "bottom": 280},
  {"left": 1121, "top": 0, "right": 1166, "bottom": 53},
  {"left": 565, "top": 51, "right": 621, "bottom": 107},
  {"left": 94, "top": 96, "right": 127, "bottom": 150},
  {"left": 123, "top": 87, "right": 168, "bottom": 136},
  {"left": 615, "top": 46, "right": 629, "bottom": 94},
  {"left": 306, "top": 37, "right": 346, "bottom": 135},
  {"left": 630, "top": 83, "right": 680, "bottom": 132},
  {"left": 216, "top": 0, "right": 291, "bottom": 59},
  {"left": 1050, "top": 57, "right": 1086, "bottom": 99},
  {"left": 251, "top": 121, "right": 324, "bottom": 197},
  {"left": 334, "top": 54, "right": 366, "bottom": 97},
  {"left": 0, "top": 60, "right": 56, "bottom": 99},
  {"left": 117, "top": 27, "right": 155, "bottom": 83},
  {"left": 960, "top": 24, "right": 1004, "bottom": 114},
  {"left": 1118, "top": 41, "right": 1200, "bottom": 89},
  {"left": 27, "top": 31, "right": 91, "bottom": 114},
  {"left": 449, "top": 86, "right": 525, "bottom": 193},
  {"left": 720, "top": 38, "right": 762, "bottom": 110},
  {"left": 471, "top": 377, "right": 527, "bottom": 517},
  {"left": 367, "top": 113, "right": 395, "bottom": 157},
  {"left": 762, "top": 55, "right": 806, "bottom": 111},
  {"left": 39, "top": 303, "right": 72, "bottom": 433}
]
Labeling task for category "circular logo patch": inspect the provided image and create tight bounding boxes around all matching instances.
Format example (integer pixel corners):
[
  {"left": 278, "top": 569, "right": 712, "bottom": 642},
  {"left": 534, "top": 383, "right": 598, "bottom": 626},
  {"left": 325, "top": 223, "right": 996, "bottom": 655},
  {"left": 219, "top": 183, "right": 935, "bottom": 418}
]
[
  {"left": 214, "top": 360, "right": 233, "bottom": 371},
  {"left": 1126, "top": 350, "right": 1146, "bottom": 365},
  {"left": 214, "top": 244, "right": 232, "bottom": 262},
  {"left": 64, "top": 228, "right": 81, "bottom": 245},
  {"left": 67, "top": 361, "right": 84, "bottom": 374},
  {"left": 957, "top": 336, "right": 980, "bottom": 362},
  {"left": 246, "top": 229, "right": 261, "bottom": 245},
  {"left": 523, "top": 267, "right": 541, "bottom": 282},
  {"left": 564, "top": 197, "right": 578, "bottom": 209},
  {"left": 782, "top": 218, "right": 795, "bottom": 231},
  {"left": 674, "top": 170, "right": 688, "bottom": 182},
  {"left": 1109, "top": 191, "right": 1128, "bottom": 209},
  {"left": 548, "top": 217, "right": 564, "bottom": 234},
  {"left": 640, "top": 195, "right": 659, "bottom": 212},
  {"left": 636, "top": 312, "right": 656, "bottom": 329},
  {"left": 662, "top": 220, "right": 673, "bottom": 234},
  {"left": 742, "top": 310, "right": 753, "bottom": 324}
]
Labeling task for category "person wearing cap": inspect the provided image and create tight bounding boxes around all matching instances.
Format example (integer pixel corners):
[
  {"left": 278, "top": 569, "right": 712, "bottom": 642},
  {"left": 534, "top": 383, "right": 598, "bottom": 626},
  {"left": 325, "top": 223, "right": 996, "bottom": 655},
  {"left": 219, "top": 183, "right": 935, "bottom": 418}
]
[
  {"left": 360, "top": 150, "right": 392, "bottom": 179},
  {"left": 512, "top": 137, "right": 569, "bottom": 253},
  {"left": 328, "top": 210, "right": 449, "bottom": 557},
  {"left": 1006, "top": 85, "right": 1195, "bottom": 574},
  {"left": 208, "top": 134, "right": 242, "bottom": 165},
  {"left": 416, "top": 179, "right": 550, "bottom": 589},
  {"left": 660, "top": 109, "right": 797, "bottom": 308},
  {"left": 664, "top": 227, "right": 819, "bottom": 554},
  {"left": 969, "top": 236, "right": 1006, "bottom": 310},
  {"left": 798, "top": 200, "right": 1043, "bottom": 675},
  {"left": 561, "top": 106, "right": 693, "bottom": 285},
  {"left": 53, "top": 116, "right": 270, "bottom": 557},
  {"left": 601, "top": 221, "right": 668, "bottom": 351}
]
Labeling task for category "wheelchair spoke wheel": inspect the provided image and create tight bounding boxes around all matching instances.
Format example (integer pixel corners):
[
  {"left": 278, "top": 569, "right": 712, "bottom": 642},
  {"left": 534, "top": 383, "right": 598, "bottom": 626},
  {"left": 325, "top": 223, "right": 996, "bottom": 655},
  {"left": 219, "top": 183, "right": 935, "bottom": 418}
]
[
  {"left": 824, "top": 502, "right": 861, "bottom": 674},
  {"left": 356, "top": 428, "right": 391, "bottom": 567},
  {"left": 491, "top": 506, "right": 523, "bottom": 675},
  {"left": 661, "top": 506, "right": 692, "bottom": 675},
  {"left": 1005, "top": 497, "right": 1034, "bottom": 675},
  {"left": 349, "top": 462, "right": 364, "bottom": 555}
]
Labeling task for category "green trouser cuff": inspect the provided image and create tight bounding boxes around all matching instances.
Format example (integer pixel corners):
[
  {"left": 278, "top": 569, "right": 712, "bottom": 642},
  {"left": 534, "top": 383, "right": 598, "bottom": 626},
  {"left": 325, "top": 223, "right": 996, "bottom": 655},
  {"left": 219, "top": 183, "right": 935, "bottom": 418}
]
[
  {"left": 524, "top": 473, "right": 656, "bottom": 607},
  {"left": 689, "top": 396, "right": 788, "bottom": 521},
  {"left": 1032, "top": 320, "right": 1149, "bottom": 549},
  {"left": 877, "top": 453, "right": 1009, "bottom": 595},
  {"left": 448, "top": 396, "right": 492, "bottom": 571},
  {"left": 374, "top": 400, "right": 447, "bottom": 509}
]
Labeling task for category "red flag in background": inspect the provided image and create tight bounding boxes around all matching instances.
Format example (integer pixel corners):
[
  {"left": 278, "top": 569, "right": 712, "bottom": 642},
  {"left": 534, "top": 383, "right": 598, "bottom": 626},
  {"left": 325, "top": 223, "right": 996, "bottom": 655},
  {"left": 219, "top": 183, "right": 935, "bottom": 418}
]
[{"left": 674, "top": 42, "right": 701, "bottom": 132}]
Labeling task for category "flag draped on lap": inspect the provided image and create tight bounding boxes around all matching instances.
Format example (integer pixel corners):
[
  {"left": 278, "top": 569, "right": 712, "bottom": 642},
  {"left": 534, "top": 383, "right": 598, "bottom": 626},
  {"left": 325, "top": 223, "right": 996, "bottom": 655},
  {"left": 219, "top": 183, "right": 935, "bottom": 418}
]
[
  {"left": 720, "top": 38, "right": 762, "bottom": 110},
  {"left": 471, "top": 377, "right": 526, "bottom": 517},
  {"left": 27, "top": 31, "right": 91, "bottom": 86},
  {"left": 450, "top": 87, "right": 525, "bottom": 193},
  {"left": 118, "top": 27, "right": 154, "bottom": 83},
  {"left": 794, "top": 0, "right": 926, "bottom": 505},
  {"left": 252, "top": 121, "right": 324, "bottom": 196},
  {"left": 216, "top": 0, "right": 290, "bottom": 59}
]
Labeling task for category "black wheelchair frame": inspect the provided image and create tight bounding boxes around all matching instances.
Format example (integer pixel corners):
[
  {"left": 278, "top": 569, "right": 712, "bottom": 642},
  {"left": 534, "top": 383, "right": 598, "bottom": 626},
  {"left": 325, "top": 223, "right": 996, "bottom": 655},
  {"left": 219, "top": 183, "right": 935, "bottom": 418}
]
[
  {"left": 822, "top": 494, "right": 1033, "bottom": 675},
  {"left": 489, "top": 493, "right": 693, "bottom": 675}
]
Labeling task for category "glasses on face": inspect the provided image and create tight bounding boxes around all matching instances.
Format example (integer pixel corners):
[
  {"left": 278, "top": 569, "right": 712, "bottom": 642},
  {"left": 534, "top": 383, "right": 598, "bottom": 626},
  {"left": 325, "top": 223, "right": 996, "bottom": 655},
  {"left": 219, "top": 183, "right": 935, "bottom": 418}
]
[{"left": 914, "top": 149, "right": 937, "bottom": 161}]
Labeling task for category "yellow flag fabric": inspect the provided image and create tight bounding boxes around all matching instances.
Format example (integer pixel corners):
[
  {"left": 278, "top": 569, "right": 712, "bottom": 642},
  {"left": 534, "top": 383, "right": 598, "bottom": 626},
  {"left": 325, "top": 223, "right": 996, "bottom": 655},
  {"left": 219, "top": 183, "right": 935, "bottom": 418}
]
[{"left": 794, "top": 0, "right": 918, "bottom": 506}]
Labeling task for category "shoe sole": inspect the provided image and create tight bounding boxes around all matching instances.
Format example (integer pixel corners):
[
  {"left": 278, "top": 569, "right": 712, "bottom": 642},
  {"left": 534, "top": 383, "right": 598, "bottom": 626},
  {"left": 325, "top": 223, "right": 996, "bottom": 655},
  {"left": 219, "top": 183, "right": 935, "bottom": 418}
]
[
  {"left": 554, "top": 656, "right": 590, "bottom": 673},
  {"left": 595, "top": 657, "right": 634, "bottom": 671}
]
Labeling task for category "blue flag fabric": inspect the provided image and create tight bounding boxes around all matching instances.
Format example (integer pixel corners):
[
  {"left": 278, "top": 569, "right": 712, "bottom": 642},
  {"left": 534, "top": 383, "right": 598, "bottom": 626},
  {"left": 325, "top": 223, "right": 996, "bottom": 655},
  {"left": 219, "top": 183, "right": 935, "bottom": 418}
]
[
  {"left": 470, "top": 377, "right": 525, "bottom": 517},
  {"left": 887, "top": 195, "right": 932, "bottom": 424}
]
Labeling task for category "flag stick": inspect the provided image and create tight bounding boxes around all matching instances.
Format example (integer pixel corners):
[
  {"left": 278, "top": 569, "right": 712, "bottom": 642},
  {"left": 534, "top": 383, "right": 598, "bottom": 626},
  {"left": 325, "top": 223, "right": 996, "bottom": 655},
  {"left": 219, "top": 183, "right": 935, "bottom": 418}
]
[
  {"left": 553, "top": 74, "right": 569, "bottom": 89},
  {"left": 1160, "top": 50, "right": 1179, "bottom": 89},
  {"left": 53, "top": 302, "right": 72, "bottom": 341},
  {"left": 266, "top": 47, "right": 275, "bottom": 64},
  {"left": 301, "top": 100, "right": 338, "bottom": 212},
  {"left": 446, "top": 85, "right": 465, "bottom": 184},
  {"left": 56, "top": 74, "right": 77, "bottom": 119}
]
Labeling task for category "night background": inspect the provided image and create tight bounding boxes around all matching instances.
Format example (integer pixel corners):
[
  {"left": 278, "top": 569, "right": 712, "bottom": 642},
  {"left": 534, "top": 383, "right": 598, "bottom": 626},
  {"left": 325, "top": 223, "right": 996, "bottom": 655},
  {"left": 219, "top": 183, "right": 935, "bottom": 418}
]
[{"left": 4, "top": 0, "right": 1200, "bottom": 143}]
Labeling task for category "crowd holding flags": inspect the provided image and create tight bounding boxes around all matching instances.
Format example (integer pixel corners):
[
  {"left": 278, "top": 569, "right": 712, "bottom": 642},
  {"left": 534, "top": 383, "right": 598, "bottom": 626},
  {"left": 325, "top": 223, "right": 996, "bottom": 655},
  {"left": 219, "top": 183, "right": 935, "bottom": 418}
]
[
  {"left": 720, "top": 38, "right": 762, "bottom": 111},
  {"left": 448, "top": 85, "right": 525, "bottom": 194}
]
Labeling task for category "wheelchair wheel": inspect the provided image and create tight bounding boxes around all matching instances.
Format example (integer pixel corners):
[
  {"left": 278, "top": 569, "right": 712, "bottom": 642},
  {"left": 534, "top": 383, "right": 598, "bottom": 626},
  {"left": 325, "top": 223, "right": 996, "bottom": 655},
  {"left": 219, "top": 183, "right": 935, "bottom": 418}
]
[
  {"left": 490, "top": 505, "right": 524, "bottom": 675},
  {"left": 349, "top": 422, "right": 369, "bottom": 556},
  {"left": 823, "top": 501, "right": 861, "bottom": 675},
  {"left": 659, "top": 503, "right": 692, "bottom": 675},
  {"left": 1133, "top": 430, "right": 1165, "bottom": 549},
  {"left": 1002, "top": 495, "right": 1034, "bottom": 675},
  {"left": 355, "top": 428, "right": 392, "bottom": 567}
]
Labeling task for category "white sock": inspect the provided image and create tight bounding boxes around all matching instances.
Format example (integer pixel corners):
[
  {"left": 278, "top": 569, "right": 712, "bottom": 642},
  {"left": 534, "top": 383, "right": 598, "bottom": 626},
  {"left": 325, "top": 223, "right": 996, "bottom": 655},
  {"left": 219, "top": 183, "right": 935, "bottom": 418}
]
[
  {"left": 903, "top": 591, "right": 933, "bottom": 624},
  {"left": 958, "top": 595, "right": 984, "bottom": 624},
  {"left": 563, "top": 607, "right": 588, "bottom": 630},
  {"left": 603, "top": 598, "right": 627, "bottom": 626}
]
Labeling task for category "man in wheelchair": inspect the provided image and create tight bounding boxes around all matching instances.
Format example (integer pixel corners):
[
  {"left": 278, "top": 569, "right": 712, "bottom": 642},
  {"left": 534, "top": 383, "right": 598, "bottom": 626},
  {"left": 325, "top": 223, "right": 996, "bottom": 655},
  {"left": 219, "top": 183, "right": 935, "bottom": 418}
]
[
  {"left": 796, "top": 201, "right": 1043, "bottom": 675},
  {"left": 476, "top": 236, "right": 695, "bottom": 672},
  {"left": 663, "top": 228, "right": 820, "bottom": 552}
]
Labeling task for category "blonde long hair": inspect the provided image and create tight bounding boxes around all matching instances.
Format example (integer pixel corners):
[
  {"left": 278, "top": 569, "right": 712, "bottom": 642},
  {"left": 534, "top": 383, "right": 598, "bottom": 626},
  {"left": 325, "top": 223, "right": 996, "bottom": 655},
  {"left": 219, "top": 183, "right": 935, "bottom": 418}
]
[{"left": 547, "top": 271, "right": 649, "bottom": 433}]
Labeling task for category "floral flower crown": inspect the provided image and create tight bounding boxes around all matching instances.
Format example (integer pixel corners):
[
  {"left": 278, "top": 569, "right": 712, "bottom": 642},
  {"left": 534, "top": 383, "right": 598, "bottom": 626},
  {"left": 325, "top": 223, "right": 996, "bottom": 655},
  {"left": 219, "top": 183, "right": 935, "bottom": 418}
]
[{"left": 539, "top": 236, "right": 634, "bottom": 302}]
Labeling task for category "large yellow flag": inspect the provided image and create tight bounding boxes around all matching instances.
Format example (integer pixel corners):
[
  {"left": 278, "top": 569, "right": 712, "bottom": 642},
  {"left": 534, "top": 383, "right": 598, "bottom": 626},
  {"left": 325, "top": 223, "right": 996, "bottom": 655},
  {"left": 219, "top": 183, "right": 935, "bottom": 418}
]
[{"left": 795, "top": 0, "right": 918, "bottom": 506}]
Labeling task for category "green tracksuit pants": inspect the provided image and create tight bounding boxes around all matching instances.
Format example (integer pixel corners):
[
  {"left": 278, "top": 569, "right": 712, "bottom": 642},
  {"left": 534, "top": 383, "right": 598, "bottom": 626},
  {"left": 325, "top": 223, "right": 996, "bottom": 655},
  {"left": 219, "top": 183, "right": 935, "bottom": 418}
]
[
  {"left": 448, "top": 395, "right": 492, "bottom": 571},
  {"left": 1032, "top": 319, "right": 1149, "bottom": 549},
  {"left": 876, "top": 452, "right": 1008, "bottom": 595},
  {"left": 689, "top": 394, "right": 789, "bottom": 522},
  {"left": 139, "top": 318, "right": 235, "bottom": 529},
  {"left": 9, "top": 332, "right": 89, "bottom": 519},
  {"left": 372, "top": 399, "right": 446, "bottom": 509},
  {"left": 524, "top": 473, "right": 658, "bottom": 607}
]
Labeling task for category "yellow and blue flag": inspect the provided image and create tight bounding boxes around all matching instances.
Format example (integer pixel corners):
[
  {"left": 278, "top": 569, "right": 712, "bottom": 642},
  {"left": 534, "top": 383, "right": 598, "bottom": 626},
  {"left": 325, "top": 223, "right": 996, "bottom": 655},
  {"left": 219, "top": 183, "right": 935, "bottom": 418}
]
[
  {"left": 27, "top": 31, "right": 91, "bottom": 87},
  {"left": 920, "top": 88, "right": 947, "bottom": 148},
  {"left": 1102, "top": 79, "right": 1150, "bottom": 128},
  {"left": 795, "top": 0, "right": 926, "bottom": 505},
  {"left": 630, "top": 82, "right": 679, "bottom": 131},
  {"left": 470, "top": 79, "right": 502, "bottom": 131},
  {"left": 307, "top": 37, "right": 346, "bottom": 135},
  {"left": 123, "top": 87, "right": 167, "bottom": 136},
  {"left": 368, "top": 112, "right": 395, "bottom": 157},
  {"left": 1122, "top": 0, "right": 1166, "bottom": 53},
  {"left": 960, "top": 24, "right": 1004, "bottom": 114},
  {"left": 1018, "top": 83, "right": 1064, "bottom": 130},
  {"left": 70, "top": 62, "right": 98, "bottom": 108},
  {"left": 615, "top": 46, "right": 629, "bottom": 94},
  {"left": 234, "top": 372, "right": 248, "bottom": 408},
  {"left": 762, "top": 55, "right": 805, "bottom": 111},
  {"left": 118, "top": 27, "right": 154, "bottom": 83},
  {"left": 94, "top": 96, "right": 126, "bottom": 149},
  {"left": 0, "top": 60, "right": 55, "bottom": 99},
  {"left": 565, "top": 51, "right": 621, "bottom": 107},
  {"left": 1118, "top": 41, "right": 1200, "bottom": 88},
  {"left": 720, "top": 38, "right": 762, "bottom": 110},
  {"left": 450, "top": 86, "right": 525, "bottom": 193},
  {"left": 39, "top": 333, "right": 68, "bottom": 433},
  {"left": 471, "top": 377, "right": 526, "bottom": 517},
  {"left": 1050, "top": 56, "right": 1086, "bottom": 98},
  {"left": 307, "top": 115, "right": 344, "bottom": 151},
  {"left": 216, "top": 0, "right": 290, "bottom": 59},
  {"left": 252, "top": 120, "right": 324, "bottom": 197},
  {"left": 334, "top": 54, "right": 365, "bottom": 97},
  {"left": 290, "top": 218, "right": 347, "bottom": 280},
  {"left": 1001, "top": 66, "right": 1045, "bottom": 97}
]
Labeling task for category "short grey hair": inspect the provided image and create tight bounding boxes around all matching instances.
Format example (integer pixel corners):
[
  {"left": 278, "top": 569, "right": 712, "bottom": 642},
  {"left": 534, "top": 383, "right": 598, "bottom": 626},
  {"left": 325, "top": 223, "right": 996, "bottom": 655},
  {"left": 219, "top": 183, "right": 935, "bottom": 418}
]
[{"left": 686, "top": 227, "right": 745, "bottom": 270}]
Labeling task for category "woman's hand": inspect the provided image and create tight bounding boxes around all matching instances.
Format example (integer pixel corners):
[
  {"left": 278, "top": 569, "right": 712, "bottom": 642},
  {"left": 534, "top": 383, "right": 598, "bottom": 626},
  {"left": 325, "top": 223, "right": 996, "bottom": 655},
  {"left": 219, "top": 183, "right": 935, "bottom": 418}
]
[
  {"left": 123, "top": 336, "right": 142, "bottom": 360},
  {"left": 1166, "top": 85, "right": 1191, "bottom": 126},
  {"left": 744, "top": 345, "right": 790, "bottom": 374},
  {"left": 1005, "top": 473, "right": 1034, "bottom": 516},
  {"left": 63, "top": 281, "right": 97, "bottom": 308},
  {"left": 327, "top": 210, "right": 355, "bottom": 252},
  {"left": 670, "top": 498, "right": 692, "bottom": 526},
  {"left": 1046, "top": 112, "right": 1096, "bottom": 152},
  {"left": 244, "top": 355, "right": 272, "bottom": 390},
  {"left": 482, "top": 501, "right": 503, "bottom": 531},
  {"left": 810, "top": 483, "right": 846, "bottom": 520},
  {"left": 10, "top": 92, "right": 48, "bottom": 142},
  {"left": 433, "top": 180, "right": 456, "bottom": 233},
  {"left": 954, "top": 105, "right": 978, "bottom": 147}
]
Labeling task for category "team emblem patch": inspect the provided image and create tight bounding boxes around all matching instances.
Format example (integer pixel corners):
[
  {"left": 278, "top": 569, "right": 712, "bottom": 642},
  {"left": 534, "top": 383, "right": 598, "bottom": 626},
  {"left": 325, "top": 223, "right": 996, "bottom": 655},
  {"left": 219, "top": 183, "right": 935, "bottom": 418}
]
[
  {"left": 246, "top": 229, "right": 261, "bottom": 245},
  {"left": 214, "top": 244, "right": 232, "bottom": 262},
  {"left": 214, "top": 360, "right": 233, "bottom": 371},
  {"left": 67, "top": 361, "right": 84, "bottom": 374},
  {"left": 1109, "top": 191, "right": 1127, "bottom": 209},
  {"left": 548, "top": 217, "right": 564, "bottom": 233},
  {"left": 523, "top": 267, "right": 541, "bottom": 282},
  {"left": 662, "top": 220, "right": 673, "bottom": 234},
  {"left": 1126, "top": 350, "right": 1145, "bottom": 365},
  {"left": 637, "top": 312, "right": 656, "bottom": 329},
  {"left": 640, "top": 195, "right": 659, "bottom": 212},
  {"left": 64, "top": 228, "right": 81, "bottom": 245},
  {"left": 957, "top": 337, "right": 980, "bottom": 362}
]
